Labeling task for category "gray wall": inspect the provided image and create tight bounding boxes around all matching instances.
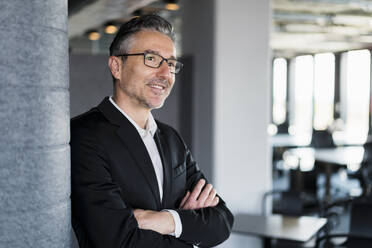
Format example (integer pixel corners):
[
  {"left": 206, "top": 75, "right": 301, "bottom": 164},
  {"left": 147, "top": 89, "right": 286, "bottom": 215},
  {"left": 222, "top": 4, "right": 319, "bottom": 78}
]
[
  {"left": 214, "top": 0, "right": 272, "bottom": 247},
  {"left": 181, "top": 0, "right": 215, "bottom": 182},
  {"left": 69, "top": 54, "right": 113, "bottom": 118}
]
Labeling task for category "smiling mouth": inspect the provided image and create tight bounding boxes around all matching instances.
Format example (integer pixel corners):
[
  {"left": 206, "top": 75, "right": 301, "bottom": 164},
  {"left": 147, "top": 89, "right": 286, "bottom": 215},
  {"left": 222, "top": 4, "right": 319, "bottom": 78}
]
[{"left": 148, "top": 83, "right": 166, "bottom": 90}]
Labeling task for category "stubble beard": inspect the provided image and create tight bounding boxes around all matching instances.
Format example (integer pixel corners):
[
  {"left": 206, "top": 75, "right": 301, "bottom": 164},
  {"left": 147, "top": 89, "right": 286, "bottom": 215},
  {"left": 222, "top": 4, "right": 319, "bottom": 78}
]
[{"left": 121, "top": 78, "right": 172, "bottom": 110}]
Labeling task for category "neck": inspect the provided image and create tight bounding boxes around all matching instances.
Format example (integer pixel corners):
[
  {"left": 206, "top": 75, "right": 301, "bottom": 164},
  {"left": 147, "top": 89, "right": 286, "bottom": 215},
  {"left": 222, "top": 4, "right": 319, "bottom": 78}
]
[{"left": 112, "top": 93, "right": 150, "bottom": 129}]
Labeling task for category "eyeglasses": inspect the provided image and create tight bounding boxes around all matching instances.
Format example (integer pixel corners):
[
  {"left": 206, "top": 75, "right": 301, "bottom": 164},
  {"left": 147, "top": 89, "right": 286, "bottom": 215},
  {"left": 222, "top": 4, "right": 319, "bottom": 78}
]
[{"left": 116, "top": 52, "right": 183, "bottom": 74}]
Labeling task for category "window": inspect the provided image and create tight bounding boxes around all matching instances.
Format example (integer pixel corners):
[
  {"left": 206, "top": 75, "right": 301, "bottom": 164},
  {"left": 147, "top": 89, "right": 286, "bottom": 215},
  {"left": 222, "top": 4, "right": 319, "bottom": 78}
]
[
  {"left": 272, "top": 58, "right": 287, "bottom": 125},
  {"left": 313, "top": 53, "right": 335, "bottom": 130},
  {"left": 342, "top": 49, "right": 370, "bottom": 144},
  {"left": 292, "top": 55, "right": 314, "bottom": 135}
]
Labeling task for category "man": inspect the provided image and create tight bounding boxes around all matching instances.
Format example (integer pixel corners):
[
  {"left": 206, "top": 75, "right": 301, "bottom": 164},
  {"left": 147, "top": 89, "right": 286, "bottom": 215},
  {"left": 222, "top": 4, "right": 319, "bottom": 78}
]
[{"left": 71, "top": 14, "right": 234, "bottom": 248}]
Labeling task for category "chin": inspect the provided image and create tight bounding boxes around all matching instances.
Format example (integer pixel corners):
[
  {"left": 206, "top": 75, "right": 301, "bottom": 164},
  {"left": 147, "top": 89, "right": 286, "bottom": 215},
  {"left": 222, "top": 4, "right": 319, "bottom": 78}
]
[
  {"left": 146, "top": 97, "right": 166, "bottom": 110},
  {"left": 150, "top": 101, "right": 165, "bottom": 109}
]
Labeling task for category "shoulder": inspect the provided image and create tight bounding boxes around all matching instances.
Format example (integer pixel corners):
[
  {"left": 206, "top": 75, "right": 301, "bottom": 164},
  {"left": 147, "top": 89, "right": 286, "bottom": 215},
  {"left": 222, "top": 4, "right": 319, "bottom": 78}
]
[{"left": 71, "top": 108, "right": 110, "bottom": 136}]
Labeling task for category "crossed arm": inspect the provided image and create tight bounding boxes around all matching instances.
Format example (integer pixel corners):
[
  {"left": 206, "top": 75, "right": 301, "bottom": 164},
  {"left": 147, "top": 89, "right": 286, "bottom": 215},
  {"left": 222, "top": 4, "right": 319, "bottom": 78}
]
[
  {"left": 71, "top": 124, "right": 233, "bottom": 248},
  {"left": 133, "top": 179, "right": 220, "bottom": 235}
]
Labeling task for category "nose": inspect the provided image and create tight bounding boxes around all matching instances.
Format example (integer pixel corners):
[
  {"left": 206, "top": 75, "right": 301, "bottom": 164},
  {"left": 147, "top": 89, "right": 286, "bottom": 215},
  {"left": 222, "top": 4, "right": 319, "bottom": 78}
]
[{"left": 156, "top": 60, "right": 173, "bottom": 79}]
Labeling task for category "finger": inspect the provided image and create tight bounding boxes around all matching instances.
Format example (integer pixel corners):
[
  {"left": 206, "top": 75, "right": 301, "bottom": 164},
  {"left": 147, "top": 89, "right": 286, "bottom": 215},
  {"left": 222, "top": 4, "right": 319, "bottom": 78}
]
[
  {"left": 211, "top": 196, "right": 219, "bottom": 207},
  {"left": 180, "top": 191, "right": 190, "bottom": 208},
  {"left": 133, "top": 209, "right": 143, "bottom": 218},
  {"left": 204, "top": 188, "right": 217, "bottom": 207},
  {"left": 179, "top": 191, "right": 190, "bottom": 208},
  {"left": 189, "top": 179, "right": 206, "bottom": 201},
  {"left": 196, "top": 183, "right": 213, "bottom": 207}
]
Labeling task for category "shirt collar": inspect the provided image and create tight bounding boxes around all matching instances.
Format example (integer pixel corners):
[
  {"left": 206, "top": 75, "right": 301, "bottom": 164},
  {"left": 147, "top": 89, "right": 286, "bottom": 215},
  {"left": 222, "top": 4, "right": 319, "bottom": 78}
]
[{"left": 109, "top": 96, "right": 157, "bottom": 138}]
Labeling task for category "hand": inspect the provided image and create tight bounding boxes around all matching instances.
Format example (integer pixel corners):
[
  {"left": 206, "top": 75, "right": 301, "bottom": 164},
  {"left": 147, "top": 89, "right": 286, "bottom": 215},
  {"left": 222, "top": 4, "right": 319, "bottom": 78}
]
[
  {"left": 133, "top": 209, "right": 175, "bottom": 235},
  {"left": 179, "top": 179, "right": 219, "bottom": 210}
]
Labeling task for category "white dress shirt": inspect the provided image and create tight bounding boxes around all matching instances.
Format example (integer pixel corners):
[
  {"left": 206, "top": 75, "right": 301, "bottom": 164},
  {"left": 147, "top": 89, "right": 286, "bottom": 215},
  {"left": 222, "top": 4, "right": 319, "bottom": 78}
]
[{"left": 109, "top": 97, "right": 183, "bottom": 238}]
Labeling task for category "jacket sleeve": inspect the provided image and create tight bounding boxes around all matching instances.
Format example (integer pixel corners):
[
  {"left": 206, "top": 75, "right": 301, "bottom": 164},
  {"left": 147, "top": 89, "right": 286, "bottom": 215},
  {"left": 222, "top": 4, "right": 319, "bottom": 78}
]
[
  {"left": 173, "top": 132, "right": 235, "bottom": 248},
  {"left": 71, "top": 126, "right": 193, "bottom": 248}
]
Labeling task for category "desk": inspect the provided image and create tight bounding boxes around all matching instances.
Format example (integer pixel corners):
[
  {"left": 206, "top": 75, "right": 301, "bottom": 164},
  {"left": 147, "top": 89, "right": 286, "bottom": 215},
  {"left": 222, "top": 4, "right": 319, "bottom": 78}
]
[
  {"left": 233, "top": 214, "right": 327, "bottom": 248},
  {"left": 270, "top": 134, "right": 312, "bottom": 148},
  {"left": 314, "top": 146, "right": 364, "bottom": 165},
  {"left": 286, "top": 146, "right": 364, "bottom": 201},
  {"left": 286, "top": 146, "right": 364, "bottom": 165}
]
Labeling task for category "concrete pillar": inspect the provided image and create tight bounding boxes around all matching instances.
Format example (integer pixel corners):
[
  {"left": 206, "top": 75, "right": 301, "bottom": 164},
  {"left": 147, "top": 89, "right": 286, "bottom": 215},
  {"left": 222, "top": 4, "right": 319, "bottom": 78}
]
[
  {"left": 182, "top": 1, "right": 271, "bottom": 247},
  {"left": 0, "top": 1, "right": 71, "bottom": 247}
]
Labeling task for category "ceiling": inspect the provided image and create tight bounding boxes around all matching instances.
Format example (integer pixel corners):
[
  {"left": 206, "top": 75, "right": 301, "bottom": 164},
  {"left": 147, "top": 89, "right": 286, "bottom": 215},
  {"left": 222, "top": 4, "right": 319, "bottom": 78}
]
[
  {"left": 68, "top": 0, "right": 158, "bottom": 38},
  {"left": 68, "top": 0, "right": 372, "bottom": 57},
  {"left": 273, "top": 0, "right": 372, "bottom": 57}
]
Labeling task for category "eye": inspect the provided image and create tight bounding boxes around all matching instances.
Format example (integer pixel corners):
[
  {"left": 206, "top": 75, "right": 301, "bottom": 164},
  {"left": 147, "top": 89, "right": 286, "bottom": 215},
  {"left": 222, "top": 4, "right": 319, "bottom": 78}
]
[
  {"left": 167, "top": 60, "right": 177, "bottom": 68},
  {"left": 145, "top": 54, "right": 156, "bottom": 61}
]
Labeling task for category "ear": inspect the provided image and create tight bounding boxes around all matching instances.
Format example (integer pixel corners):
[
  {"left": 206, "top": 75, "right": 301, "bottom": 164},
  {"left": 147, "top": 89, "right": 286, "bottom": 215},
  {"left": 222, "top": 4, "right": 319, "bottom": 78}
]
[{"left": 108, "top": 56, "right": 121, "bottom": 80}]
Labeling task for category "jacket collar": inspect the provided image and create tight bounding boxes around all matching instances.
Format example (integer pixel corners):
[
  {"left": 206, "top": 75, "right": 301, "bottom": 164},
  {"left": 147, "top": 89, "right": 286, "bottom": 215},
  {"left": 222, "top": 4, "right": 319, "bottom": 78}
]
[
  {"left": 108, "top": 96, "right": 158, "bottom": 138},
  {"left": 97, "top": 97, "right": 162, "bottom": 209}
]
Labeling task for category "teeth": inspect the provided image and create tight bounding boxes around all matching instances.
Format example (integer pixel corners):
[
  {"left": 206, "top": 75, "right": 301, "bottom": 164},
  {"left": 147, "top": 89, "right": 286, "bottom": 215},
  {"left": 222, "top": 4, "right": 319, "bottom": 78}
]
[{"left": 150, "top": 84, "right": 164, "bottom": 90}]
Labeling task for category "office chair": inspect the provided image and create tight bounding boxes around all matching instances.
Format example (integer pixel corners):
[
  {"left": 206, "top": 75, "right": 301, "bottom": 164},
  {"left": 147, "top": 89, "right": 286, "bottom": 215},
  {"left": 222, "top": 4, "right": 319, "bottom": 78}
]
[
  {"left": 274, "top": 190, "right": 319, "bottom": 216},
  {"left": 274, "top": 166, "right": 319, "bottom": 216},
  {"left": 309, "top": 129, "right": 340, "bottom": 202},
  {"left": 262, "top": 189, "right": 320, "bottom": 217},
  {"left": 360, "top": 141, "right": 372, "bottom": 194},
  {"left": 315, "top": 196, "right": 372, "bottom": 248},
  {"left": 361, "top": 163, "right": 372, "bottom": 196},
  {"left": 290, "top": 167, "right": 318, "bottom": 195},
  {"left": 310, "top": 129, "right": 335, "bottom": 149},
  {"left": 276, "top": 122, "right": 289, "bottom": 134},
  {"left": 264, "top": 164, "right": 320, "bottom": 216},
  {"left": 348, "top": 141, "right": 372, "bottom": 196}
]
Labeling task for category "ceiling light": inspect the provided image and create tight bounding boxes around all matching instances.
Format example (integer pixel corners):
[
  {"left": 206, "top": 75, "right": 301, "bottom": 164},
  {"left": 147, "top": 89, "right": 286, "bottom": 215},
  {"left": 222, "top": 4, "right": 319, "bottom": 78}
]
[
  {"left": 88, "top": 31, "right": 100, "bottom": 41},
  {"left": 328, "top": 26, "right": 360, "bottom": 36},
  {"left": 285, "top": 24, "right": 323, "bottom": 33},
  {"left": 333, "top": 15, "right": 372, "bottom": 27},
  {"left": 105, "top": 24, "right": 118, "bottom": 34},
  {"left": 165, "top": 3, "right": 179, "bottom": 11},
  {"left": 357, "top": 35, "right": 372, "bottom": 43},
  {"left": 164, "top": 0, "right": 179, "bottom": 11}
]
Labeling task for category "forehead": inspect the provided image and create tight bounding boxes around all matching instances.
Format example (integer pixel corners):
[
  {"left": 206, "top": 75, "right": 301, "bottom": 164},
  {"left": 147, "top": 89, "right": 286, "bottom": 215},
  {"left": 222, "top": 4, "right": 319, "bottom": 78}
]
[{"left": 129, "top": 30, "right": 176, "bottom": 57}]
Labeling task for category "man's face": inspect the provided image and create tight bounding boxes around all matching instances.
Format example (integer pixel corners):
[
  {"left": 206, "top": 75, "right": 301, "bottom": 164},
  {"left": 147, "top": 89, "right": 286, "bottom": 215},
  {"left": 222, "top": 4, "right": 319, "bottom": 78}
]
[{"left": 116, "top": 30, "right": 176, "bottom": 110}]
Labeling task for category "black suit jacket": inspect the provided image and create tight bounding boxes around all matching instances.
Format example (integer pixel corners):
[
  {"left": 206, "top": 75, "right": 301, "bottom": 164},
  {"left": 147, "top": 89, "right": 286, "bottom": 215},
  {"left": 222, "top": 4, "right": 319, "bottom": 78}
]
[{"left": 71, "top": 97, "right": 234, "bottom": 248}]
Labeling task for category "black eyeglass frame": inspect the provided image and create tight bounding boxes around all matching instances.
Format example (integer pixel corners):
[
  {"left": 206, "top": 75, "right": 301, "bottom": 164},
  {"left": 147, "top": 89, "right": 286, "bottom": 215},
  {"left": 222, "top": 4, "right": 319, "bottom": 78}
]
[{"left": 116, "top": 52, "right": 183, "bottom": 74}]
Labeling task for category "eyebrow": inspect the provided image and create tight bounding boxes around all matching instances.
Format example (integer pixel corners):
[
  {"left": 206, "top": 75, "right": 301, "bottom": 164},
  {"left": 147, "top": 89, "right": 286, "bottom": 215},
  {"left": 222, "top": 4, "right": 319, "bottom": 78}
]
[{"left": 145, "top": 49, "right": 176, "bottom": 60}]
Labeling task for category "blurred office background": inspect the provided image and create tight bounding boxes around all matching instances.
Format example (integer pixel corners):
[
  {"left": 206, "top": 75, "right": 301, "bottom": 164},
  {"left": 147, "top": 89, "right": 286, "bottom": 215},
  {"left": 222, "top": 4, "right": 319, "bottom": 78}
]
[{"left": 2, "top": 0, "right": 372, "bottom": 247}]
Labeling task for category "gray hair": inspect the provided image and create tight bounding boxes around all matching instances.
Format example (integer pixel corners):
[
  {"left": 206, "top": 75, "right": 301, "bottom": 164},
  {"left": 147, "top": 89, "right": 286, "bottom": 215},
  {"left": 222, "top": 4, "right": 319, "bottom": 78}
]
[{"left": 109, "top": 14, "right": 175, "bottom": 56}]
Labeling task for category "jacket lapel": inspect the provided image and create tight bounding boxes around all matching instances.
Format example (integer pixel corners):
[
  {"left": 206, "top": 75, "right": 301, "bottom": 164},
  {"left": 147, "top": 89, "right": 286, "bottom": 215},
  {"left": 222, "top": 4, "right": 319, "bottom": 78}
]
[
  {"left": 154, "top": 129, "right": 173, "bottom": 208},
  {"left": 98, "top": 97, "right": 161, "bottom": 209}
]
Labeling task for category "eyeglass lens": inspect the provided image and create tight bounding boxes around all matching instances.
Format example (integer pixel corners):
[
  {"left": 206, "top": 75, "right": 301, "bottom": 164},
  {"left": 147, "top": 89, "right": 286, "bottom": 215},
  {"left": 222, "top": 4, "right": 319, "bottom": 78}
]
[{"left": 144, "top": 53, "right": 181, "bottom": 73}]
